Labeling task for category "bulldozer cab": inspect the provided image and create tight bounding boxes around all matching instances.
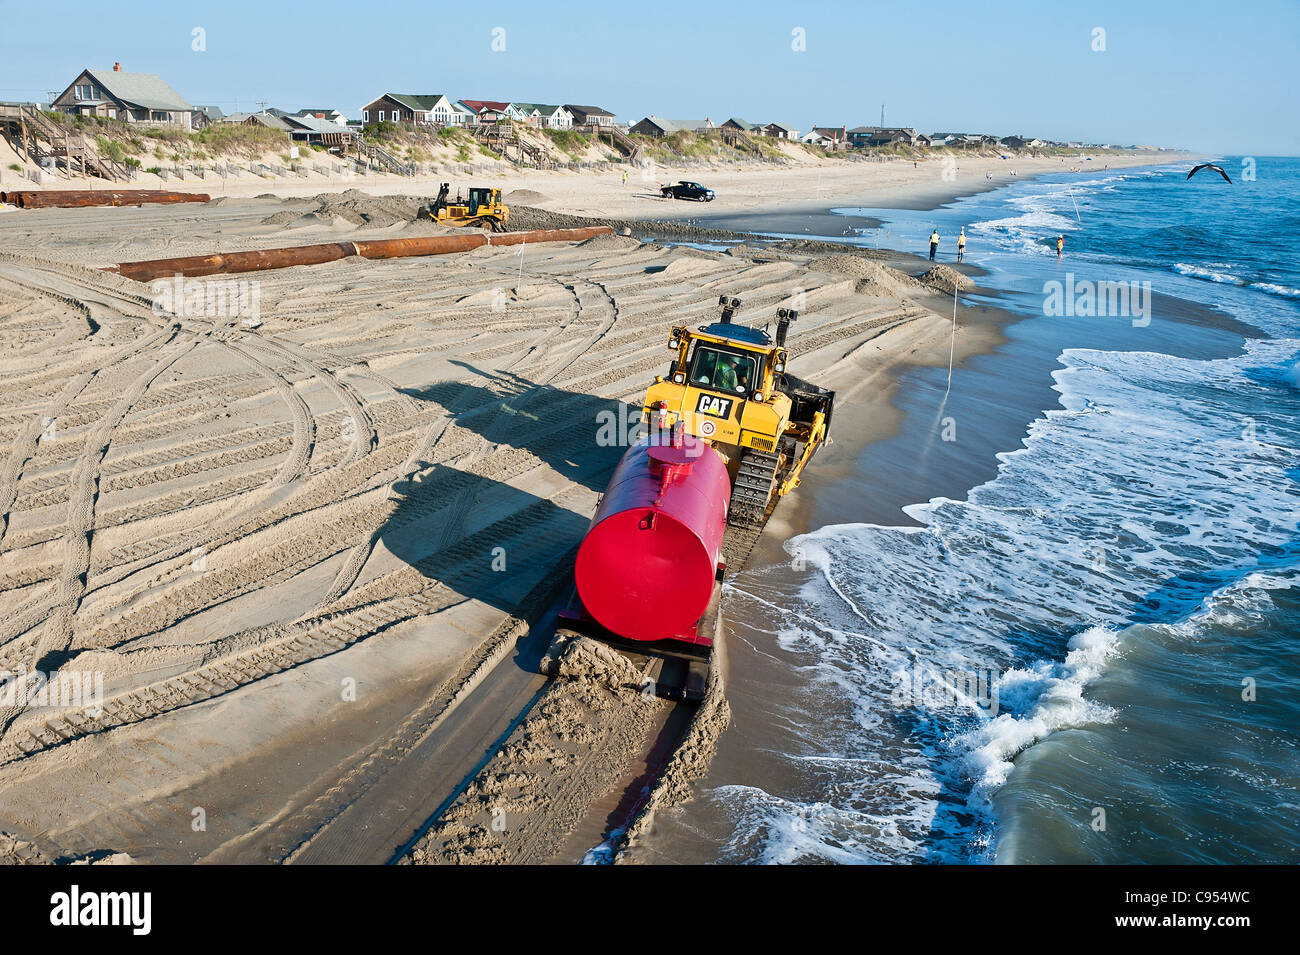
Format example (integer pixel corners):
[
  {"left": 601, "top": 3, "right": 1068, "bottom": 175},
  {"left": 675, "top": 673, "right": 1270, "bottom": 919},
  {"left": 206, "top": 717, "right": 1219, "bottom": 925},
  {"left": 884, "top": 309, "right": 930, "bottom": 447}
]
[
  {"left": 688, "top": 343, "right": 758, "bottom": 396},
  {"left": 643, "top": 295, "right": 833, "bottom": 528},
  {"left": 646, "top": 296, "right": 793, "bottom": 447}
]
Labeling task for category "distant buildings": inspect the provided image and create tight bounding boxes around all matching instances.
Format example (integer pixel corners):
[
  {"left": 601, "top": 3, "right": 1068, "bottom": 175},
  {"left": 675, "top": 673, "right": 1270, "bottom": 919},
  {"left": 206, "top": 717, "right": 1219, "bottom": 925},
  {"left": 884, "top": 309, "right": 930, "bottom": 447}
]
[
  {"left": 223, "top": 111, "right": 292, "bottom": 131},
  {"left": 191, "top": 105, "right": 225, "bottom": 130},
  {"left": 632, "top": 116, "right": 799, "bottom": 140},
  {"left": 803, "top": 126, "right": 850, "bottom": 148},
  {"left": 760, "top": 122, "right": 798, "bottom": 140},
  {"left": 848, "top": 126, "right": 929, "bottom": 147},
  {"left": 34, "top": 65, "right": 1089, "bottom": 156},
  {"left": 297, "top": 107, "right": 347, "bottom": 125}
]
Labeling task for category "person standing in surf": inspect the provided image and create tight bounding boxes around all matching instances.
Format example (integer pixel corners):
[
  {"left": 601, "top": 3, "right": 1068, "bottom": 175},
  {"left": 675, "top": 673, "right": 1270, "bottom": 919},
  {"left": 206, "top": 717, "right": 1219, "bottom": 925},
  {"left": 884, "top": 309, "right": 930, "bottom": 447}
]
[
  {"left": 1056, "top": 234, "right": 1065, "bottom": 257},
  {"left": 957, "top": 228, "right": 967, "bottom": 262},
  {"left": 929, "top": 228, "right": 940, "bottom": 261}
]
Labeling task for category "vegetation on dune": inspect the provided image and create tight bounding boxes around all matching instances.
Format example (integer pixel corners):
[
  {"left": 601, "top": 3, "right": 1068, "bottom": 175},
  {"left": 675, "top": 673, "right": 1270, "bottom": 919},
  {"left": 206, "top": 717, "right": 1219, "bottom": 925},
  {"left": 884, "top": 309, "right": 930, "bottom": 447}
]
[
  {"left": 192, "top": 123, "right": 290, "bottom": 159},
  {"left": 542, "top": 128, "right": 592, "bottom": 160}
]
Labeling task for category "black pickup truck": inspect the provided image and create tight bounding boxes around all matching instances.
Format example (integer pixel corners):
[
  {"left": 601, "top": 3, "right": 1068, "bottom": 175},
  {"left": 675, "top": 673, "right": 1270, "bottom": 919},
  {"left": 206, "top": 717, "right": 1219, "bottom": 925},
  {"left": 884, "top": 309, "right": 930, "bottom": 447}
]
[{"left": 660, "top": 181, "right": 715, "bottom": 201}]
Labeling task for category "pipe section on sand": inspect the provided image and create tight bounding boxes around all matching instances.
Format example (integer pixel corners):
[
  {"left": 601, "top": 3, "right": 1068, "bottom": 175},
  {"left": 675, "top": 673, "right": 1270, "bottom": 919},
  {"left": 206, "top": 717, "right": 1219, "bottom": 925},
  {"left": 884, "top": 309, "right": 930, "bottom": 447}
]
[
  {"left": 111, "top": 226, "right": 615, "bottom": 282},
  {"left": 2, "top": 190, "right": 210, "bottom": 209}
]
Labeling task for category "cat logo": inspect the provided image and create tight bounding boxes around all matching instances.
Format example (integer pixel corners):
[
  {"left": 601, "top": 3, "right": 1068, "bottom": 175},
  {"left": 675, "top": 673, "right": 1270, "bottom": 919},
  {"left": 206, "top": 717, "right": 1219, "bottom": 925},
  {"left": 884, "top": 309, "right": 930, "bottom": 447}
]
[{"left": 695, "top": 394, "right": 734, "bottom": 419}]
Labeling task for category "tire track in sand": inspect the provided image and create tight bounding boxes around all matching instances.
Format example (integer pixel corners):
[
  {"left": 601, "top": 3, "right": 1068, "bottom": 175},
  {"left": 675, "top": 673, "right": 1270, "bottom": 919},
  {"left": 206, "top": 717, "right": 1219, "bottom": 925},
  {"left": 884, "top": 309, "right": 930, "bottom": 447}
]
[{"left": 4, "top": 329, "right": 194, "bottom": 721}]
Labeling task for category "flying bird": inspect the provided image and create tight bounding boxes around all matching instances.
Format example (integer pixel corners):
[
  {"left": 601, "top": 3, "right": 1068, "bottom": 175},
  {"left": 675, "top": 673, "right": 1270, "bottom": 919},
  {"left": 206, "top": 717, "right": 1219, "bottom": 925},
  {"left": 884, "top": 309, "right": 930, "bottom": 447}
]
[{"left": 1187, "top": 162, "right": 1232, "bottom": 184}]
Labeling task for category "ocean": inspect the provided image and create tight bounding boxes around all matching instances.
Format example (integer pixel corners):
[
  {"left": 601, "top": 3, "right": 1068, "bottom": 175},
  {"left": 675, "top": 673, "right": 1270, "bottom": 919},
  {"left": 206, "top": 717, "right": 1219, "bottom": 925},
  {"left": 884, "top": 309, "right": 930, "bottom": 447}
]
[{"left": 691, "top": 157, "right": 1300, "bottom": 863}]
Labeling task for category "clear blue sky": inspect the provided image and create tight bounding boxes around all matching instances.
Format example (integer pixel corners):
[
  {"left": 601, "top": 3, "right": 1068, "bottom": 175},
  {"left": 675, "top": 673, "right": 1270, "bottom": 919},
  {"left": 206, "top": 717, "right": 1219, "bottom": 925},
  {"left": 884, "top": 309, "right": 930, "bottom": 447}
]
[{"left": 1, "top": 0, "right": 1295, "bottom": 154}]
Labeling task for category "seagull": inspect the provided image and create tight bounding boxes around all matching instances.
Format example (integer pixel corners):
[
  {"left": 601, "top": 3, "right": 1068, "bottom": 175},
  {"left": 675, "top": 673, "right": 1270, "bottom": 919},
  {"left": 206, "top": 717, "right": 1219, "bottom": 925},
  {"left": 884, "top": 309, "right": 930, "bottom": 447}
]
[{"left": 1187, "top": 162, "right": 1232, "bottom": 184}]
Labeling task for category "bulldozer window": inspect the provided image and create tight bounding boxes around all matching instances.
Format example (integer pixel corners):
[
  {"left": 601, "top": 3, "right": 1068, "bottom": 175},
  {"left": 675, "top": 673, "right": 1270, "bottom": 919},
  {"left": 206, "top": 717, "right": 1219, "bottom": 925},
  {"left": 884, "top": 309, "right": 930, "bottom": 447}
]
[{"left": 689, "top": 346, "right": 755, "bottom": 396}]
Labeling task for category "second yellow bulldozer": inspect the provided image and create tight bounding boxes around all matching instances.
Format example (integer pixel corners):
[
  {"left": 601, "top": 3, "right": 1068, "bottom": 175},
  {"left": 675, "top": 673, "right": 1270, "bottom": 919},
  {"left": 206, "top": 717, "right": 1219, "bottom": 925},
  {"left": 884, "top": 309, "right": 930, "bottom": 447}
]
[{"left": 418, "top": 183, "right": 509, "bottom": 231}]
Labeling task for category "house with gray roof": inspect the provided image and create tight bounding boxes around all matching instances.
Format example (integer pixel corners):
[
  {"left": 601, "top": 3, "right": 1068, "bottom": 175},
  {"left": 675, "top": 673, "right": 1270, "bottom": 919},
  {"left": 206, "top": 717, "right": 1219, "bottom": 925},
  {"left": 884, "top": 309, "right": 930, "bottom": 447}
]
[
  {"left": 281, "top": 114, "right": 356, "bottom": 147},
  {"left": 222, "top": 111, "right": 293, "bottom": 132},
  {"left": 564, "top": 105, "right": 615, "bottom": 127},
  {"left": 296, "top": 107, "right": 346, "bottom": 125},
  {"left": 629, "top": 117, "right": 714, "bottom": 138},
  {"left": 760, "top": 122, "right": 799, "bottom": 140},
  {"left": 53, "top": 64, "right": 193, "bottom": 129},
  {"left": 192, "top": 105, "right": 225, "bottom": 130}
]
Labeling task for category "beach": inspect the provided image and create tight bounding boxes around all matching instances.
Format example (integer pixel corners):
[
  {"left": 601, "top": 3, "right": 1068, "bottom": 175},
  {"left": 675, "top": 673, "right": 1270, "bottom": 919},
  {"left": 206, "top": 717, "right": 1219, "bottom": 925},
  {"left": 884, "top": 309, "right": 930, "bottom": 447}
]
[
  {"left": 0, "top": 164, "right": 1024, "bottom": 863},
  {"left": 2, "top": 152, "right": 1292, "bottom": 866}
]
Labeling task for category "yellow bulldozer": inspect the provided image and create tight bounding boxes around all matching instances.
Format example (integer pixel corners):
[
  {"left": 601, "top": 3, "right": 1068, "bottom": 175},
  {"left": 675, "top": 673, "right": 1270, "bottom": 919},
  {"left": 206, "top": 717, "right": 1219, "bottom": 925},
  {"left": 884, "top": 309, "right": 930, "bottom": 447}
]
[
  {"left": 642, "top": 295, "right": 834, "bottom": 529},
  {"left": 418, "top": 183, "right": 509, "bottom": 231}
]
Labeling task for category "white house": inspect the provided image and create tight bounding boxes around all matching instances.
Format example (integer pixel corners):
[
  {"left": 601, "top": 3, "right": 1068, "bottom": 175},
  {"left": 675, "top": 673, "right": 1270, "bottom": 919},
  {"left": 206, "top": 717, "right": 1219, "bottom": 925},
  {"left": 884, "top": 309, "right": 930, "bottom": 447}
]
[{"left": 512, "top": 103, "right": 573, "bottom": 130}]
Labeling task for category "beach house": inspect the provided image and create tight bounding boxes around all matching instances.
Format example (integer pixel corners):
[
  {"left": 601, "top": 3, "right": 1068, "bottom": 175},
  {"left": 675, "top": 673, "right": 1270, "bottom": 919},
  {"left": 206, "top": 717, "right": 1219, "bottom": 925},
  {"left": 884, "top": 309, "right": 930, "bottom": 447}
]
[
  {"left": 849, "top": 126, "right": 926, "bottom": 148},
  {"left": 360, "top": 94, "right": 459, "bottom": 126},
  {"left": 629, "top": 117, "right": 715, "bottom": 138},
  {"left": 296, "top": 107, "right": 347, "bottom": 125},
  {"left": 565, "top": 105, "right": 616, "bottom": 128},
  {"left": 191, "top": 105, "right": 225, "bottom": 130},
  {"left": 459, "top": 101, "right": 515, "bottom": 125},
  {"left": 512, "top": 104, "right": 574, "bottom": 130},
  {"left": 52, "top": 64, "right": 193, "bottom": 130}
]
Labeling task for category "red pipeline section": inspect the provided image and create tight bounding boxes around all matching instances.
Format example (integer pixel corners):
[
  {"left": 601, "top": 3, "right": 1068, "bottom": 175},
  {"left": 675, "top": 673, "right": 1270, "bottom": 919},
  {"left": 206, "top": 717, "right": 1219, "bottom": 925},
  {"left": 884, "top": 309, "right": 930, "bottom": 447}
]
[{"left": 574, "top": 432, "right": 730, "bottom": 643}]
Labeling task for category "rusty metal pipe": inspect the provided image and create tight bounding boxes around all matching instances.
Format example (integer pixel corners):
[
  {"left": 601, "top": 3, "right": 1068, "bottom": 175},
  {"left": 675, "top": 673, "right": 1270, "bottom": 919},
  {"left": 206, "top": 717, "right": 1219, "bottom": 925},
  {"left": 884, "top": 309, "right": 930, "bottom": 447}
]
[
  {"left": 116, "top": 243, "right": 359, "bottom": 283},
  {"left": 351, "top": 227, "right": 613, "bottom": 259},
  {"left": 111, "top": 226, "right": 614, "bottom": 282},
  {"left": 5, "top": 190, "right": 210, "bottom": 209},
  {"left": 351, "top": 233, "right": 489, "bottom": 259}
]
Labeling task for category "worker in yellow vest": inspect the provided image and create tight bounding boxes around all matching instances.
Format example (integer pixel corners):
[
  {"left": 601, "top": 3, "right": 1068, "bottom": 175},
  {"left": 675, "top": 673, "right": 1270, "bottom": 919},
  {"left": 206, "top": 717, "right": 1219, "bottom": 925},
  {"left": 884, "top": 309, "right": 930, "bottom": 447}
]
[{"left": 929, "top": 228, "right": 940, "bottom": 261}]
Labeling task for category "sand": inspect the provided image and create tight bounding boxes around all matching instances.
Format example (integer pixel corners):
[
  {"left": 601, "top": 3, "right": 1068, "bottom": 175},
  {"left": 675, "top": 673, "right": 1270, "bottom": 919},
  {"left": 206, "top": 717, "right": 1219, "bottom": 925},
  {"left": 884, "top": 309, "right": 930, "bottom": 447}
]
[{"left": 0, "top": 168, "right": 1044, "bottom": 864}]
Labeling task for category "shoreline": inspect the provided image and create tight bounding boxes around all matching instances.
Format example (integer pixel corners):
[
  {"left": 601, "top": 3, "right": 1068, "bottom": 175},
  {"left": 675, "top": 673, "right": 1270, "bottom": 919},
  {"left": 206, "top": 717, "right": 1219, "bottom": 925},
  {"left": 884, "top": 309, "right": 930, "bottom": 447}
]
[
  {"left": 623, "top": 169, "right": 1274, "bottom": 865},
  {"left": 0, "top": 154, "right": 1253, "bottom": 866}
]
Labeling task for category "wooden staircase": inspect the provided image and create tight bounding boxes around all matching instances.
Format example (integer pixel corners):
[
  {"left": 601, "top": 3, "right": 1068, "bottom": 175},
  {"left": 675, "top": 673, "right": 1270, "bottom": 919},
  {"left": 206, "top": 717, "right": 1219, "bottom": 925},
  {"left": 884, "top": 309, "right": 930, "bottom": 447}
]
[
  {"left": 356, "top": 137, "right": 414, "bottom": 176},
  {"left": 720, "top": 129, "right": 763, "bottom": 155},
  {"left": 595, "top": 124, "right": 643, "bottom": 162},
  {"left": 0, "top": 104, "right": 130, "bottom": 181},
  {"left": 472, "top": 121, "right": 554, "bottom": 168}
]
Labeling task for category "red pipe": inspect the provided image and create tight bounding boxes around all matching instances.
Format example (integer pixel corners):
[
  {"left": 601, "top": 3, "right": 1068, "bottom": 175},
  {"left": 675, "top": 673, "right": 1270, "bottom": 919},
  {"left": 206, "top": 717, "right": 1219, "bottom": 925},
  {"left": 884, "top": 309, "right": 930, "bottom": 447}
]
[
  {"left": 111, "top": 226, "right": 614, "bottom": 282},
  {"left": 4, "top": 190, "right": 209, "bottom": 209},
  {"left": 574, "top": 434, "right": 731, "bottom": 643},
  {"left": 116, "top": 243, "right": 360, "bottom": 282}
]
